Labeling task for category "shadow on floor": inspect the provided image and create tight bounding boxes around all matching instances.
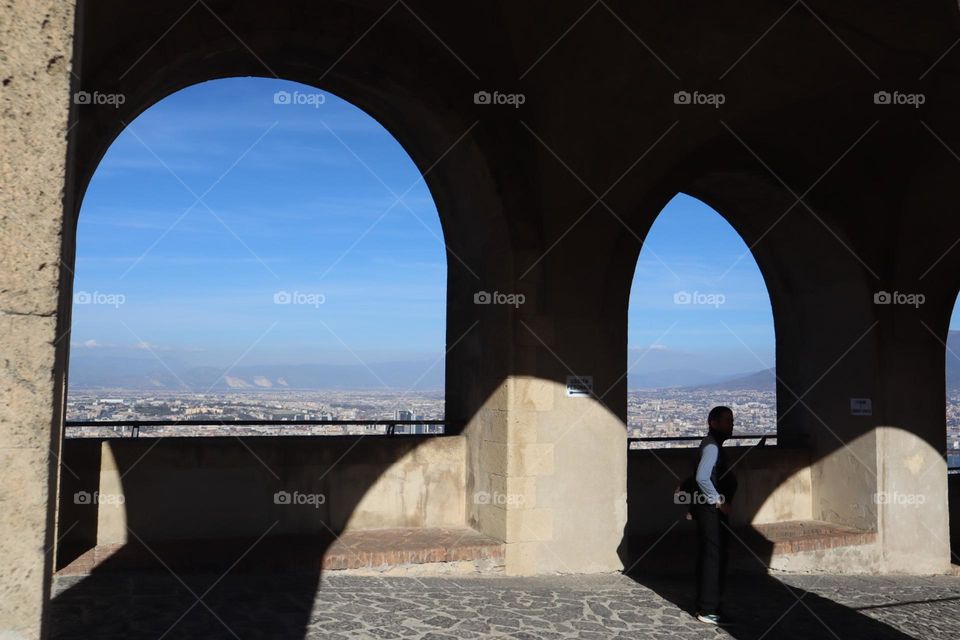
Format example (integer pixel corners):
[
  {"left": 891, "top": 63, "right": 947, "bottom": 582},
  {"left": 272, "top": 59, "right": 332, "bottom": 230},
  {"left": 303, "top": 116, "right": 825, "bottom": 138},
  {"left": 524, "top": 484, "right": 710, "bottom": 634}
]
[
  {"left": 630, "top": 571, "right": 923, "bottom": 640},
  {"left": 51, "top": 567, "right": 323, "bottom": 640},
  {"left": 50, "top": 435, "right": 418, "bottom": 639},
  {"left": 621, "top": 524, "right": 916, "bottom": 640}
]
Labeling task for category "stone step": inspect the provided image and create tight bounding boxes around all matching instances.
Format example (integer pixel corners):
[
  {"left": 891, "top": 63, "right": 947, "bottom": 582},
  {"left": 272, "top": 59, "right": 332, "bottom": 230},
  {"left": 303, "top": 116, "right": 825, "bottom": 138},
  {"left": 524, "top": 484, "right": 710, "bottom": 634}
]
[
  {"left": 751, "top": 519, "right": 877, "bottom": 554},
  {"left": 623, "top": 519, "right": 877, "bottom": 575}
]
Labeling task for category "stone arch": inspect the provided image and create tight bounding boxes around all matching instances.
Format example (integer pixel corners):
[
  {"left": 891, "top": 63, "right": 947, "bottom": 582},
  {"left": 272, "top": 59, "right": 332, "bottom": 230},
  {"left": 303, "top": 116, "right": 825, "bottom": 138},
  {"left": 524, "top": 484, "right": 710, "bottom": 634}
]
[
  {"left": 48, "top": 8, "right": 537, "bottom": 635},
  {"left": 624, "top": 191, "right": 777, "bottom": 429},
  {"left": 54, "top": 4, "right": 525, "bottom": 617},
  {"left": 64, "top": 2, "right": 520, "bottom": 435},
  {"left": 596, "top": 132, "right": 885, "bottom": 445},
  {"left": 599, "top": 141, "right": 928, "bottom": 574}
]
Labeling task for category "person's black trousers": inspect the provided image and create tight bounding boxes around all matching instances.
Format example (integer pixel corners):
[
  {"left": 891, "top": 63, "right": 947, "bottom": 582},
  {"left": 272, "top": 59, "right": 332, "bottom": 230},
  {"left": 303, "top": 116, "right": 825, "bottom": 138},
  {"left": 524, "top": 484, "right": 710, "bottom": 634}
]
[{"left": 693, "top": 503, "right": 729, "bottom": 615}]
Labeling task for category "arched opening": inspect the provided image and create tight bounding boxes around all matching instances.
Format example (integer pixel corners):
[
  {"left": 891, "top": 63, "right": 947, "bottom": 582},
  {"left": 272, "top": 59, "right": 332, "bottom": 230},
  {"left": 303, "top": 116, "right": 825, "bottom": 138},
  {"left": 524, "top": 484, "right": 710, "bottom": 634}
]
[
  {"left": 54, "top": 78, "right": 495, "bottom": 632},
  {"left": 948, "top": 300, "right": 960, "bottom": 468},
  {"left": 66, "top": 77, "right": 447, "bottom": 434},
  {"left": 627, "top": 193, "right": 776, "bottom": 449},
  {"left": 49, "top": 8, "right": 519, "bottom": 631},
  {"left": 946, "top": 296, "right": 960, "bottom": 560},
  {"left": 616, "top": 157, "right": 950, "bottom": 591},
  {"left": 615, "top": 160, "right": 935, "bottom": 584},
  {"left": 622, "top": 191, "right": 814, "bottom": 577}
]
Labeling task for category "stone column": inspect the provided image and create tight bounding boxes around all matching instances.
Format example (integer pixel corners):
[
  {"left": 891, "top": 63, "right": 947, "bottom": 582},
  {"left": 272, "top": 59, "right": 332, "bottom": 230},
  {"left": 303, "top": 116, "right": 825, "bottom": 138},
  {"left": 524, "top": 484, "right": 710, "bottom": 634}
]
[
  {"left": 462, "top": 242, "right": 628, "bottom": 575},
  {"left": 869, "top": 295, "right": 951, "bottom": 573},
  {"left": 775, "top": 269, "right": 950, "bottom": 573},
  {"left": 0, "top": 2, "right": 76, "bottom": 637}
]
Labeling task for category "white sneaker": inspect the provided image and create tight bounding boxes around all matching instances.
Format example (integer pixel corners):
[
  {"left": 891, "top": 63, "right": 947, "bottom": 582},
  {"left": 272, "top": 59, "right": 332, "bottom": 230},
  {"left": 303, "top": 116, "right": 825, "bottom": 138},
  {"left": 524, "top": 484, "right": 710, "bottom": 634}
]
[{"left": 697, "top": 613, "right": 722, "bottom": 625}]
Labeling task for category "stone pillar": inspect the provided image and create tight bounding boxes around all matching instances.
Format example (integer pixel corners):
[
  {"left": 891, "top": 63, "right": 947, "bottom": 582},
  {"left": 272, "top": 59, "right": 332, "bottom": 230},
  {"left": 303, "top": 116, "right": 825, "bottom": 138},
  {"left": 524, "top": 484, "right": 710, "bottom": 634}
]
[
  {"left": 875, "top": 427, "right": 949, "bottom": 572},
  {"left": 776, "top": 268, "right": 950, "bottom": 573},
  {"left": 774, "top": 278, "right": 883, "bottom": 535},
  {"left": 462, "top": 242, "right": 628, "bottom": 575},
  {"left": 0, "top": 1, "right": 77, "bottom": 637},
  {"left": 470, "top": 375, "right": 627, "bottom": 576},
  {"left": 870, "top": 301, "right": 951, "bottom": 573},
  {"left": 473, "top": 375, "right": 560, "bottom": 575},
  {"left": 687, "top": 168, "right": 950, "bottom": 574}
]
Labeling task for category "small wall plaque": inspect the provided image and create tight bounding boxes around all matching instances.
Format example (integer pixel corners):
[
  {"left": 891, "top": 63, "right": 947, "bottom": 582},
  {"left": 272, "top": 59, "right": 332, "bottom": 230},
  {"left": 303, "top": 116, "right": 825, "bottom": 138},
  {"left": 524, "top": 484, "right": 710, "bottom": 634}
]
[
  {"left": 850, "top": 398, "right": 872, "bottom": 416},
  {"left": 566, "top": 375, "right": 594, "bottom": 397}
]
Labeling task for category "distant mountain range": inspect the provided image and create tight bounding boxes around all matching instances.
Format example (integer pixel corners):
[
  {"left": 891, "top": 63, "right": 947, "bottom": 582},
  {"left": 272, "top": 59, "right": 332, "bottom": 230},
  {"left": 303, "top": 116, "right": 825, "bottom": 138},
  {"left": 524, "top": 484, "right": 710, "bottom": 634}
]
[
  {"left": 687, "top": 368, "right": 777, "bottom": 391},
  {"left": 68, "top": 330, "right": 960, "bottom": 392},
  {"left": 68, "top": 354, "right": 444, "bottom": 391},
  {"left": 72, "top": 353, "right": 769, "bottom": 392},
  {"left": 627, "top": 369, "right": 738, "bottom": 389},
  {"left": 639, "top": 330, "right": 960, "bottom": 391},
  {"left": 625, "top": 367, "right": 775, "bottom": 391}
]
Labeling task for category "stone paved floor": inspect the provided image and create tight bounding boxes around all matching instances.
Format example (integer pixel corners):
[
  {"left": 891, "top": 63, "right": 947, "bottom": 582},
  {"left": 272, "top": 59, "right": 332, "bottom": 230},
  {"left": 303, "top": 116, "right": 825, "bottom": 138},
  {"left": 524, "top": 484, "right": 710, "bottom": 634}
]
[{"left": 51, "top": 570, "right": 960, "bottom": 639}]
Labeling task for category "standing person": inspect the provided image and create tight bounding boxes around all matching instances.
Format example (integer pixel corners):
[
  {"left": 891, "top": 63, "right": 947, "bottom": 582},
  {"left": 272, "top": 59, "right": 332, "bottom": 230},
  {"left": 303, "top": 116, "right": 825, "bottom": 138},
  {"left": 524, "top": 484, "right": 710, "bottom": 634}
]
[{"left": 692, "top": 406, "right": 736, "bottom": 626}]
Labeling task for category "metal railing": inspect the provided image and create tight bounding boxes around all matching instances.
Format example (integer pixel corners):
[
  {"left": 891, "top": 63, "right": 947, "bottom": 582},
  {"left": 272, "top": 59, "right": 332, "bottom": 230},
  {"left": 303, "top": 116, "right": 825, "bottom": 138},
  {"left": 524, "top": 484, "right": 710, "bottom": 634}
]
[
  {"left": 64, "top": 419, "right": 452, "bottom": 438},
  {"left": 628, "top": 434, "right": 773, "bottom": 443},
  {"left": 628, "top": 434, "right": 776, "bottom": 449}
]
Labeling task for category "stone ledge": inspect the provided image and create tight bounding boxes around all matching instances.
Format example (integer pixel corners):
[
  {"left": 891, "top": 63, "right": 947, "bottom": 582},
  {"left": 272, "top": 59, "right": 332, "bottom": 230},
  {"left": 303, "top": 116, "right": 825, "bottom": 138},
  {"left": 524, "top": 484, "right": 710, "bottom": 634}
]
[
  {"left": 57, "top": 527, "right": 504, "bottom": 576},
  {"left": 623, "top": 519, "right": 877, "bottom": 575},
  {"left": 322, "top": 527, "right": 504, "bottom": 571},
  {"left": 753, "top": 520, "right": 877, "bottom": 555}
]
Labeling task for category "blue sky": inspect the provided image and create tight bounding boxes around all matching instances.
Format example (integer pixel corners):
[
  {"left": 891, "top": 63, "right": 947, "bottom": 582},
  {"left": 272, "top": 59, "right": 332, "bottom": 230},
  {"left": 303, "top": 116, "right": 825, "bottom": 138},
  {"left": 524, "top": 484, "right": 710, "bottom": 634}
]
[
  {"left": 628, "top": 193, "right": 775, "bottom": 376},
  {"left": 73, "top": 78, "right": 446, "bottom": 368},
  {"left": 71, "top": 76, "right": 856, "bottom": 378}
]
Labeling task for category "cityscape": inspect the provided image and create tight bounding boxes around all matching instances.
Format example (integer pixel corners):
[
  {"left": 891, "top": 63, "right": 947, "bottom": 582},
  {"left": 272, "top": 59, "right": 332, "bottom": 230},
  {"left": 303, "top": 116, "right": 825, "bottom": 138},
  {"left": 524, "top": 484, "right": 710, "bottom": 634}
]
[
  {"left": 627, "top": 388, "right": 777, "bottom": 449},
  {"left": 66, "top": 385, "right": 960, "bottom": 462},
  {"left": 946, "top": 390, "right": 960, "bottom": 468},
  {"left": 65, "top": 390, "right": 445, "bottom": 437}
]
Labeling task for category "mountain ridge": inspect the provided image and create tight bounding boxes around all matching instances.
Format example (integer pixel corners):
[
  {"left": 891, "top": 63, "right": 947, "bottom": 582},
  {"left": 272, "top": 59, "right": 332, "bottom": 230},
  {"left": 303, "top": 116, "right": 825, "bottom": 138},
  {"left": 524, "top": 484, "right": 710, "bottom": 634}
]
[{"left": 69, "top": 354, "right": 444, "bottom": 391}]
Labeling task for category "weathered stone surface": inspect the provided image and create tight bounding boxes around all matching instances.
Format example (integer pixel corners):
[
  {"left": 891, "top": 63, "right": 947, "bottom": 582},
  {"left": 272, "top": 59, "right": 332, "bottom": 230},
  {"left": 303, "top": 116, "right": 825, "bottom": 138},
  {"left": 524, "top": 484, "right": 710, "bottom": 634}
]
[
  {"left": 7, "top": 0, "right": 960, "bottom": 635},
  {"left": 0, "top": 1, "right": 73, "bottom": 316},
  {"left": 0, "top": 1, "right": 75, "bottom": 637},
  {"left": 49, "top": 572, "right": 960, "bottom": 639}
]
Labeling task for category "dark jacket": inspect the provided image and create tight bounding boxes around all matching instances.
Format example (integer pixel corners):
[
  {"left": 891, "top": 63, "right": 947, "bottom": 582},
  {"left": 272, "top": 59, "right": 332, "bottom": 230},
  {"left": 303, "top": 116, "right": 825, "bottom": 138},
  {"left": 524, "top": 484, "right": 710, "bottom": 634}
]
[
  {"left": 678, "top": 430, "right": 738, "bottom": 514},
  {"left": 695, "top": 430, "right": 737, "bottom": 506}
]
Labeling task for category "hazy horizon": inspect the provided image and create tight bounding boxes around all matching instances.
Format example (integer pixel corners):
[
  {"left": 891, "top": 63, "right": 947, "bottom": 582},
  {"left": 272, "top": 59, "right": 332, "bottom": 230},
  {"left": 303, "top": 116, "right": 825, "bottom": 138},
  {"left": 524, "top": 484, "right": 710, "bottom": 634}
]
[{"left": 69, "top": 77, "right": 960, "bottom": 388}]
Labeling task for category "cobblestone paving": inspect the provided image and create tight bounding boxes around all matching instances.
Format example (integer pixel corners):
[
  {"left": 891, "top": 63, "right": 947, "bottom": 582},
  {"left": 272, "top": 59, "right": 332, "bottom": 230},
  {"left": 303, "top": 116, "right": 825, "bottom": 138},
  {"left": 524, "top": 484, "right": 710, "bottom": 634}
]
[{"left": 51, "top": 571, "right": 960, "bottom": 639}]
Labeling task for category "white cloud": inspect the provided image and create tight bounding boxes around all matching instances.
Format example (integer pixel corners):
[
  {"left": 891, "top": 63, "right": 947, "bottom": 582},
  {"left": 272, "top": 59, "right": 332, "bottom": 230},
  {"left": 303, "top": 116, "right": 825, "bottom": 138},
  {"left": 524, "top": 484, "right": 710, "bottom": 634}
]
[{"left": 134, "top": 341, "right": 173, "bottom": 351}]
